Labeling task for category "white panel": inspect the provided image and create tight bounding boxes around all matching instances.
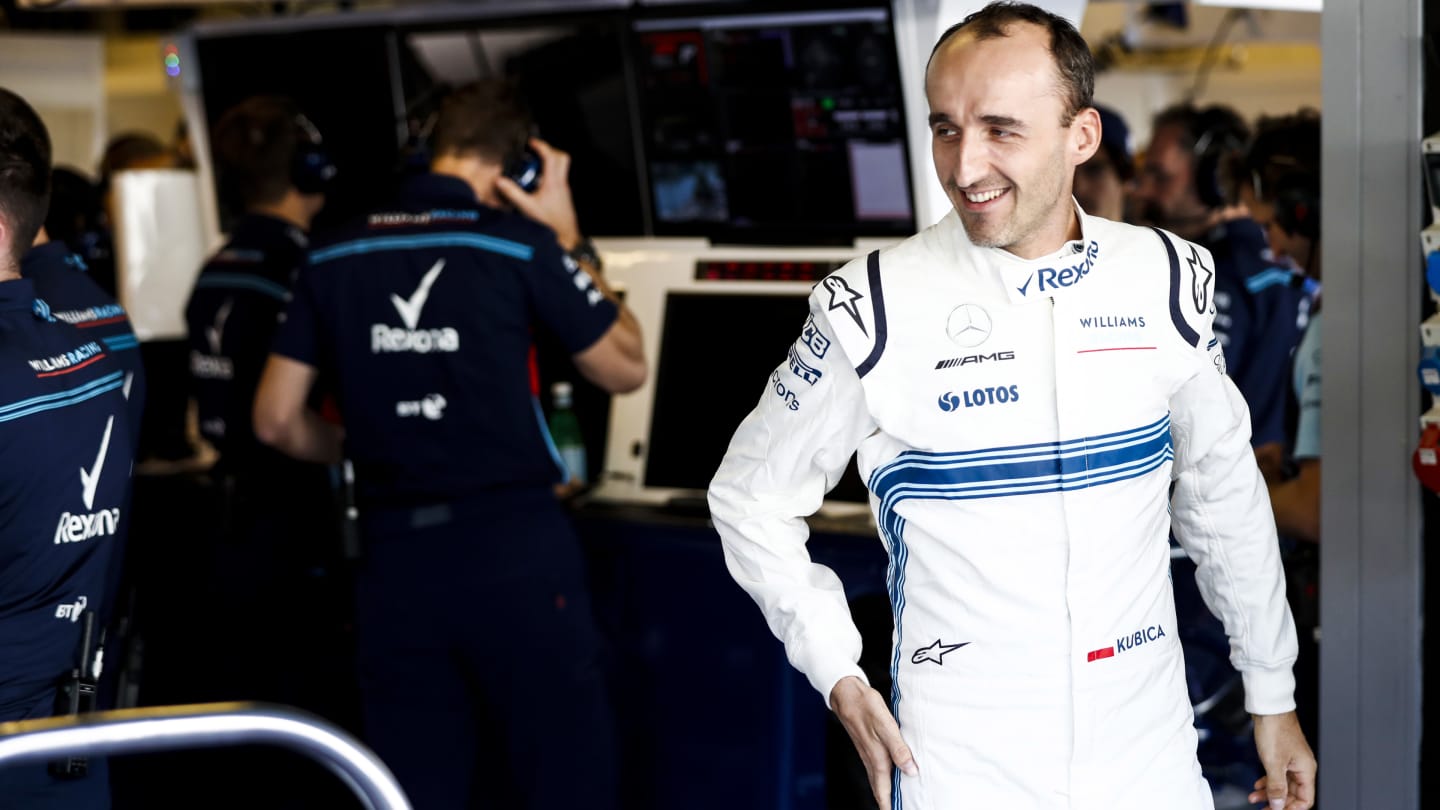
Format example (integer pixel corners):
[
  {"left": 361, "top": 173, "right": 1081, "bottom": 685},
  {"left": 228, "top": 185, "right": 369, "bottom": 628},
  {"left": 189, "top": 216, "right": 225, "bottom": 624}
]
[
  {"left": 0, "top": 34, "right": 106, "bottom": 170},
  {"left": 111, "top": 170, "right": 210, "bottom": 341}
]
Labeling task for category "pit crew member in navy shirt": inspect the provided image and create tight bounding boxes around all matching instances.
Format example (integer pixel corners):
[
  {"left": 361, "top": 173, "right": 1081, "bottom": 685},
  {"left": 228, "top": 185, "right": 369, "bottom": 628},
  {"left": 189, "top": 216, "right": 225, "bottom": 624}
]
[
  {"left": 22, "top": 231, "right": 144, "bottom": 443},
  {"left": 1134, "top": 104, "right": 1313, "bottom": 482},
  {"left": 183, "top": 96, "right": 346, "bottom": 722},
  {"left": 254, "top": 79, "right": 645, "bottom": 810},
  {"left": 0, "top": 86, "right": 134, "bottom": 810}
]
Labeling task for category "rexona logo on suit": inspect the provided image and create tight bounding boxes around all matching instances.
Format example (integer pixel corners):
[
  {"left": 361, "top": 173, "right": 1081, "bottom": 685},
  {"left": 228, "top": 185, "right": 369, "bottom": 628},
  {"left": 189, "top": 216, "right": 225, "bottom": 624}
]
[{"left": 54, "top": 416, "right": 121, "bottom": 545}]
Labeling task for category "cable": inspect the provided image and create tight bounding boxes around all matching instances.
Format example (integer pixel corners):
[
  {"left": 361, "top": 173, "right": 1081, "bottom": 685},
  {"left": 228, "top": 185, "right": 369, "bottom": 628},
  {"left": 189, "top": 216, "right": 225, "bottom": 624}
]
[{"left": 1185, "top": 8, "right": 1245, "bottom": 104}]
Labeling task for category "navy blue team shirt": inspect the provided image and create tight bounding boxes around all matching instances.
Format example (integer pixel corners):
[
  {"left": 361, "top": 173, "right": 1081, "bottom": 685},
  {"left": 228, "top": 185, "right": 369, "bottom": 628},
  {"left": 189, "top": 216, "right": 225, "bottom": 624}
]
[
  {"left": 0, "top": 278, "right": 133, "bottom": 719},
  {"left": 1198, "top": 217, "right": 1313, "bottom": 449},
  {"left": 273, "top": 174, "right": 618, "bottom": 506},
  {"left": 21, "top": 241, "right": 145, "bottom": 442},
  {"left": 185, "top": 214, "right": 314, "bottom": 476}
]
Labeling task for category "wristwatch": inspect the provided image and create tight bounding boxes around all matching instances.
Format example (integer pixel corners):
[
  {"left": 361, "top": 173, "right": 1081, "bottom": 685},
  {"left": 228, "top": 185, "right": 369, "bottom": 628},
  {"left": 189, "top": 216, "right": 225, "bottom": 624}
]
[{"left": 567, "top": 237, "right": 603, "bottom": 272}]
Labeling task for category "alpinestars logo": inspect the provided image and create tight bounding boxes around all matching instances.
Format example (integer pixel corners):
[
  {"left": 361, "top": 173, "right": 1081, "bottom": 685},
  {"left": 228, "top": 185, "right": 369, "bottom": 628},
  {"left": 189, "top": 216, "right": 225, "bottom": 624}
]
[
  {"left": 1188, "top": 246, "right": 1213, "bottom": 315},
  {"left": 821, "top": 276, "right": 867, "bottom": 335},
  {"left": 373, "top": 259, "right": 460, "bottom": 353},
  {"left": 912, "top": 639, "right": 970, "bottom": 665},
  {"left": 55, "top": 416, "right": 122, "bottom": 545}
]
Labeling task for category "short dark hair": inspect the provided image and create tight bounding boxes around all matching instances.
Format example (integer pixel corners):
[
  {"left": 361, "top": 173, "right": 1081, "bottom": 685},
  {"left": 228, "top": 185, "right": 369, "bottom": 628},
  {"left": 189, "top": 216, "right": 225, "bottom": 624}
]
[
  {"left": 211, "top": 96, "right": 309, "bottom": 209},
  {"left": 1151, "top": 103, "right": 1251, "bottom": 157},
  {"left": 930, "top": 1, "right": 1095, "bottom": 126},
  {"left": 0, "top": 87, "right": 53, "bottom": 261},
  {"left": 1244, "top": 108, "right": 1320, "bottom": 204},
  {"left": 97, "top": 132, "right": 169, "bottom": 194},
  {"left": 1151, "top": 103, "right": 1251, "bottom": 204},
  {"left": 430, "top": 80, "right": 533, "bottom": 164}
]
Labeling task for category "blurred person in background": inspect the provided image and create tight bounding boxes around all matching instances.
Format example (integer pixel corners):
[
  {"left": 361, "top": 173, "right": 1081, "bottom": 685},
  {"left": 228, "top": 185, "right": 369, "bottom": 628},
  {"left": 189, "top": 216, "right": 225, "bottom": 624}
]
[
  {"left": 1134, "top": 103, "right": 1313, "bottom": 482},
  {"left": 0, "top": 85, "right": 136, "bottom": 810},
  {"left": 1072, "top": 103, "right": 1134, "bottom": 222},
  {"left": 254, "top": 79, "right": 645, "bottom": 810},
  {"left": 178, "top": 95, "right": 351, "bottom": 808}
]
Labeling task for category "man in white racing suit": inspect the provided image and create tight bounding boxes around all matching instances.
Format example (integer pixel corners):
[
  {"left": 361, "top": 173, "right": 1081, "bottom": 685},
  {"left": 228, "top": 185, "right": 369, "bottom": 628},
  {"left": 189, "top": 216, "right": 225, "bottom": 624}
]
[{"left": 707, "top": 5, "right": 1316, "bottom": 810}]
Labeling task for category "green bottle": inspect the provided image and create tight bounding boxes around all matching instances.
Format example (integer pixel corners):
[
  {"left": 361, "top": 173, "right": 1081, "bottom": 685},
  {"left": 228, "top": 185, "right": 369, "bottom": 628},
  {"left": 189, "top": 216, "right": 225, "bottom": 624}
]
[{"left": 549, "top": 381, "right": 587, "bottom": 486}]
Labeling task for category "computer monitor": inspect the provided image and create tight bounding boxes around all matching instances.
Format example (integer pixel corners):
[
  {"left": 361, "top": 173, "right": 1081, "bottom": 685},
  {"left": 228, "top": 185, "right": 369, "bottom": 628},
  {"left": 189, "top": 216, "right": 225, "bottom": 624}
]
[
  {"left": 632, "top": 7, "right": 915, "bottom": 244},
  {"left": 592, "top": 238, "right": 888, "bottom": 514}
]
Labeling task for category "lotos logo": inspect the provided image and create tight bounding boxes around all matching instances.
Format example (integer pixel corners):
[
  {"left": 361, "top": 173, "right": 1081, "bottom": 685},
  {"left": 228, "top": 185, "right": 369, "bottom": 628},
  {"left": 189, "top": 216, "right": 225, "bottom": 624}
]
[
  {"left": 939, "top": 386, "right": 1020, "bottom": 410},
  {"left": 1019, "top": 241, "right": 1099, "bottom": 296}
]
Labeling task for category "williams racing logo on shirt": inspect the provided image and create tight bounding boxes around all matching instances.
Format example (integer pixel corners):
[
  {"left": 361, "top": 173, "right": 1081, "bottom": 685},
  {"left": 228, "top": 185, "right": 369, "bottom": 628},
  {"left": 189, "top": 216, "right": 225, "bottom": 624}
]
[
  {"left": 54, "top": 415, "right": 122, "bottom": 546},
  {"left": 51, "top": 303, "right": 127, "bottom": 328},
  {"left": 1086, "top": 623, "right": 1167, "bottom": 662},
  {"left": 28, "top": 341, "right": 104, "bottom": 378},
  {"left": 373, "top": 259, "right": 460, "bottom": 354}
]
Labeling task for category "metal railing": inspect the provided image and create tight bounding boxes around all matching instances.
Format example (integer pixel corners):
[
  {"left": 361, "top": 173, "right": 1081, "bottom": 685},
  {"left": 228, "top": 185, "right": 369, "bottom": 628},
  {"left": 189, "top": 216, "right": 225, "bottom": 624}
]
[{"left": 0, "top": 702, "right": 411, "bottom": 810}]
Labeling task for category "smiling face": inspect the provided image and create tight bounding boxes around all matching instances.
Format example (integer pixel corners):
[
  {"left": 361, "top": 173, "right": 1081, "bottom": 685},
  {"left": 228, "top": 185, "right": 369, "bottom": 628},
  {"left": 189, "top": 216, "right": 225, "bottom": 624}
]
[{"left": 926, "top": 22, "right": 1099, "bottom": 259}]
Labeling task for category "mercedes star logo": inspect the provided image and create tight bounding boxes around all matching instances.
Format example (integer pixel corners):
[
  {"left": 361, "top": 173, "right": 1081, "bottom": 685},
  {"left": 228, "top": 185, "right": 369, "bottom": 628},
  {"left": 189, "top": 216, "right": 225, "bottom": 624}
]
[{"left": 946, "top": 303, "right": 992, "bottom": 348}]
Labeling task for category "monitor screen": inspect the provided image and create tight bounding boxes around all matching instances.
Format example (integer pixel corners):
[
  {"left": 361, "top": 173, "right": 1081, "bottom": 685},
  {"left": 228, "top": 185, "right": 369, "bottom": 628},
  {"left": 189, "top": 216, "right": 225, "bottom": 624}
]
[
  {"left": 644, "top": 290, "right": 868, "bottom": 502},
  {"left": 633, "top": 8, "right": 915, "bottom": 244}
]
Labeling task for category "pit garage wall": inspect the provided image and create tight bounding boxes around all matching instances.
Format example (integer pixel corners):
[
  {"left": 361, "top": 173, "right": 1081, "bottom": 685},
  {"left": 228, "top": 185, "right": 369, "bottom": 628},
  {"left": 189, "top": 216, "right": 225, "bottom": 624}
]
[{"left": 1321, "top": 0, "right": 1425, "bottom": 806}]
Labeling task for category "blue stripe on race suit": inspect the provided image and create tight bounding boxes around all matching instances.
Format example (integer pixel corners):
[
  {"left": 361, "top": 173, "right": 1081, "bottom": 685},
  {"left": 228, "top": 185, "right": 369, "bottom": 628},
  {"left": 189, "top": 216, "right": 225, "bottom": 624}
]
[
  {"left": 0, "top": 371, "right": 125, "bottom": 423},
  {"left": 101, "top": 334, "right": 139, "bottom": 352},
  {"left": 869, "top": 415, "right": 1174, "bottom": 809},
  {"left": 869, "top": 413, "right": 1171, "bottom": 494},
  {"left": 1244, "top": 267, "right": 1295, "bottom": 294},
  {"left": 309, "top": 232, "right": 535, "bottom": 265},
  {"left": 886, "top": 514, "right": 909, "bottom": 810},
  {"left": 194, "top": 273, "right": 289, "bottom": 301}
]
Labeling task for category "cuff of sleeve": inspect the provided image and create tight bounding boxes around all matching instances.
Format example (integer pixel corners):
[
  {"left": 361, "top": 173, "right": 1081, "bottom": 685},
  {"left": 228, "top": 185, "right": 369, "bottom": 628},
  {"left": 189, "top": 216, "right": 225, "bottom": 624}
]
[
  {"left": 808, "top": 659, "right": 869, "bottom": 711},
  {"left": 1242, "top": 667, "right": 1297, "bottom": 715}
]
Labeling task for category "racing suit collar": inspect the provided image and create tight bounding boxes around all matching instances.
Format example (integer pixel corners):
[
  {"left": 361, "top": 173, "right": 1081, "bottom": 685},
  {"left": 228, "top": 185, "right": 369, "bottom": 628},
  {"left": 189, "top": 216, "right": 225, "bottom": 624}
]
[{"left": 981, "top": 202, "right": 1098, "bottom": 306}]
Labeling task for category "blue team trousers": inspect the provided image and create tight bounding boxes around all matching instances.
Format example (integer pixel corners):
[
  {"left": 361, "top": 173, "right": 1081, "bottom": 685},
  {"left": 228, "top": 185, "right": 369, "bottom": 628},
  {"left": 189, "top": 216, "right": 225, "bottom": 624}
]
[{"left": 354, "top": 488, "right": 617, "bottom": 810}]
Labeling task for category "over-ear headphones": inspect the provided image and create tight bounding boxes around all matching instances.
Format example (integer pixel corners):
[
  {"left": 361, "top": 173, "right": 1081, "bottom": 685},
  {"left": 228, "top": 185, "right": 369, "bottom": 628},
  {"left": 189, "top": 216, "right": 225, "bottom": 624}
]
[
  {"left": 501, "top": 127, "right": 542, "bottom": 193},
  {"left": 290, "top": 112, "right": 336, "bottom": 195},
  {"left": 1190, "top": 110, "right": 1247, "bottom": 209},
  {"left": 1271, "top": 175, "right": 1320, "bottom": 242}
]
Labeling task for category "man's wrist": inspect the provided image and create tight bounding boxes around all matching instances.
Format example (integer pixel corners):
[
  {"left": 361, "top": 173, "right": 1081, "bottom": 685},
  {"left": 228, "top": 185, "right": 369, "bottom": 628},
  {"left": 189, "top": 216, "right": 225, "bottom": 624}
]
[{"left": 566, "top": 237, "right": 602, "bottom": 271}]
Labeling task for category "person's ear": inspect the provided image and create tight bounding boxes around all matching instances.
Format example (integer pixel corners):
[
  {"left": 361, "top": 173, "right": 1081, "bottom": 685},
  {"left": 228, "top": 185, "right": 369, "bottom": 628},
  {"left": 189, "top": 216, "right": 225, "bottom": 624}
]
[{"left": 1071, "top": 107, "right": 1102, "bottom": 167}]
